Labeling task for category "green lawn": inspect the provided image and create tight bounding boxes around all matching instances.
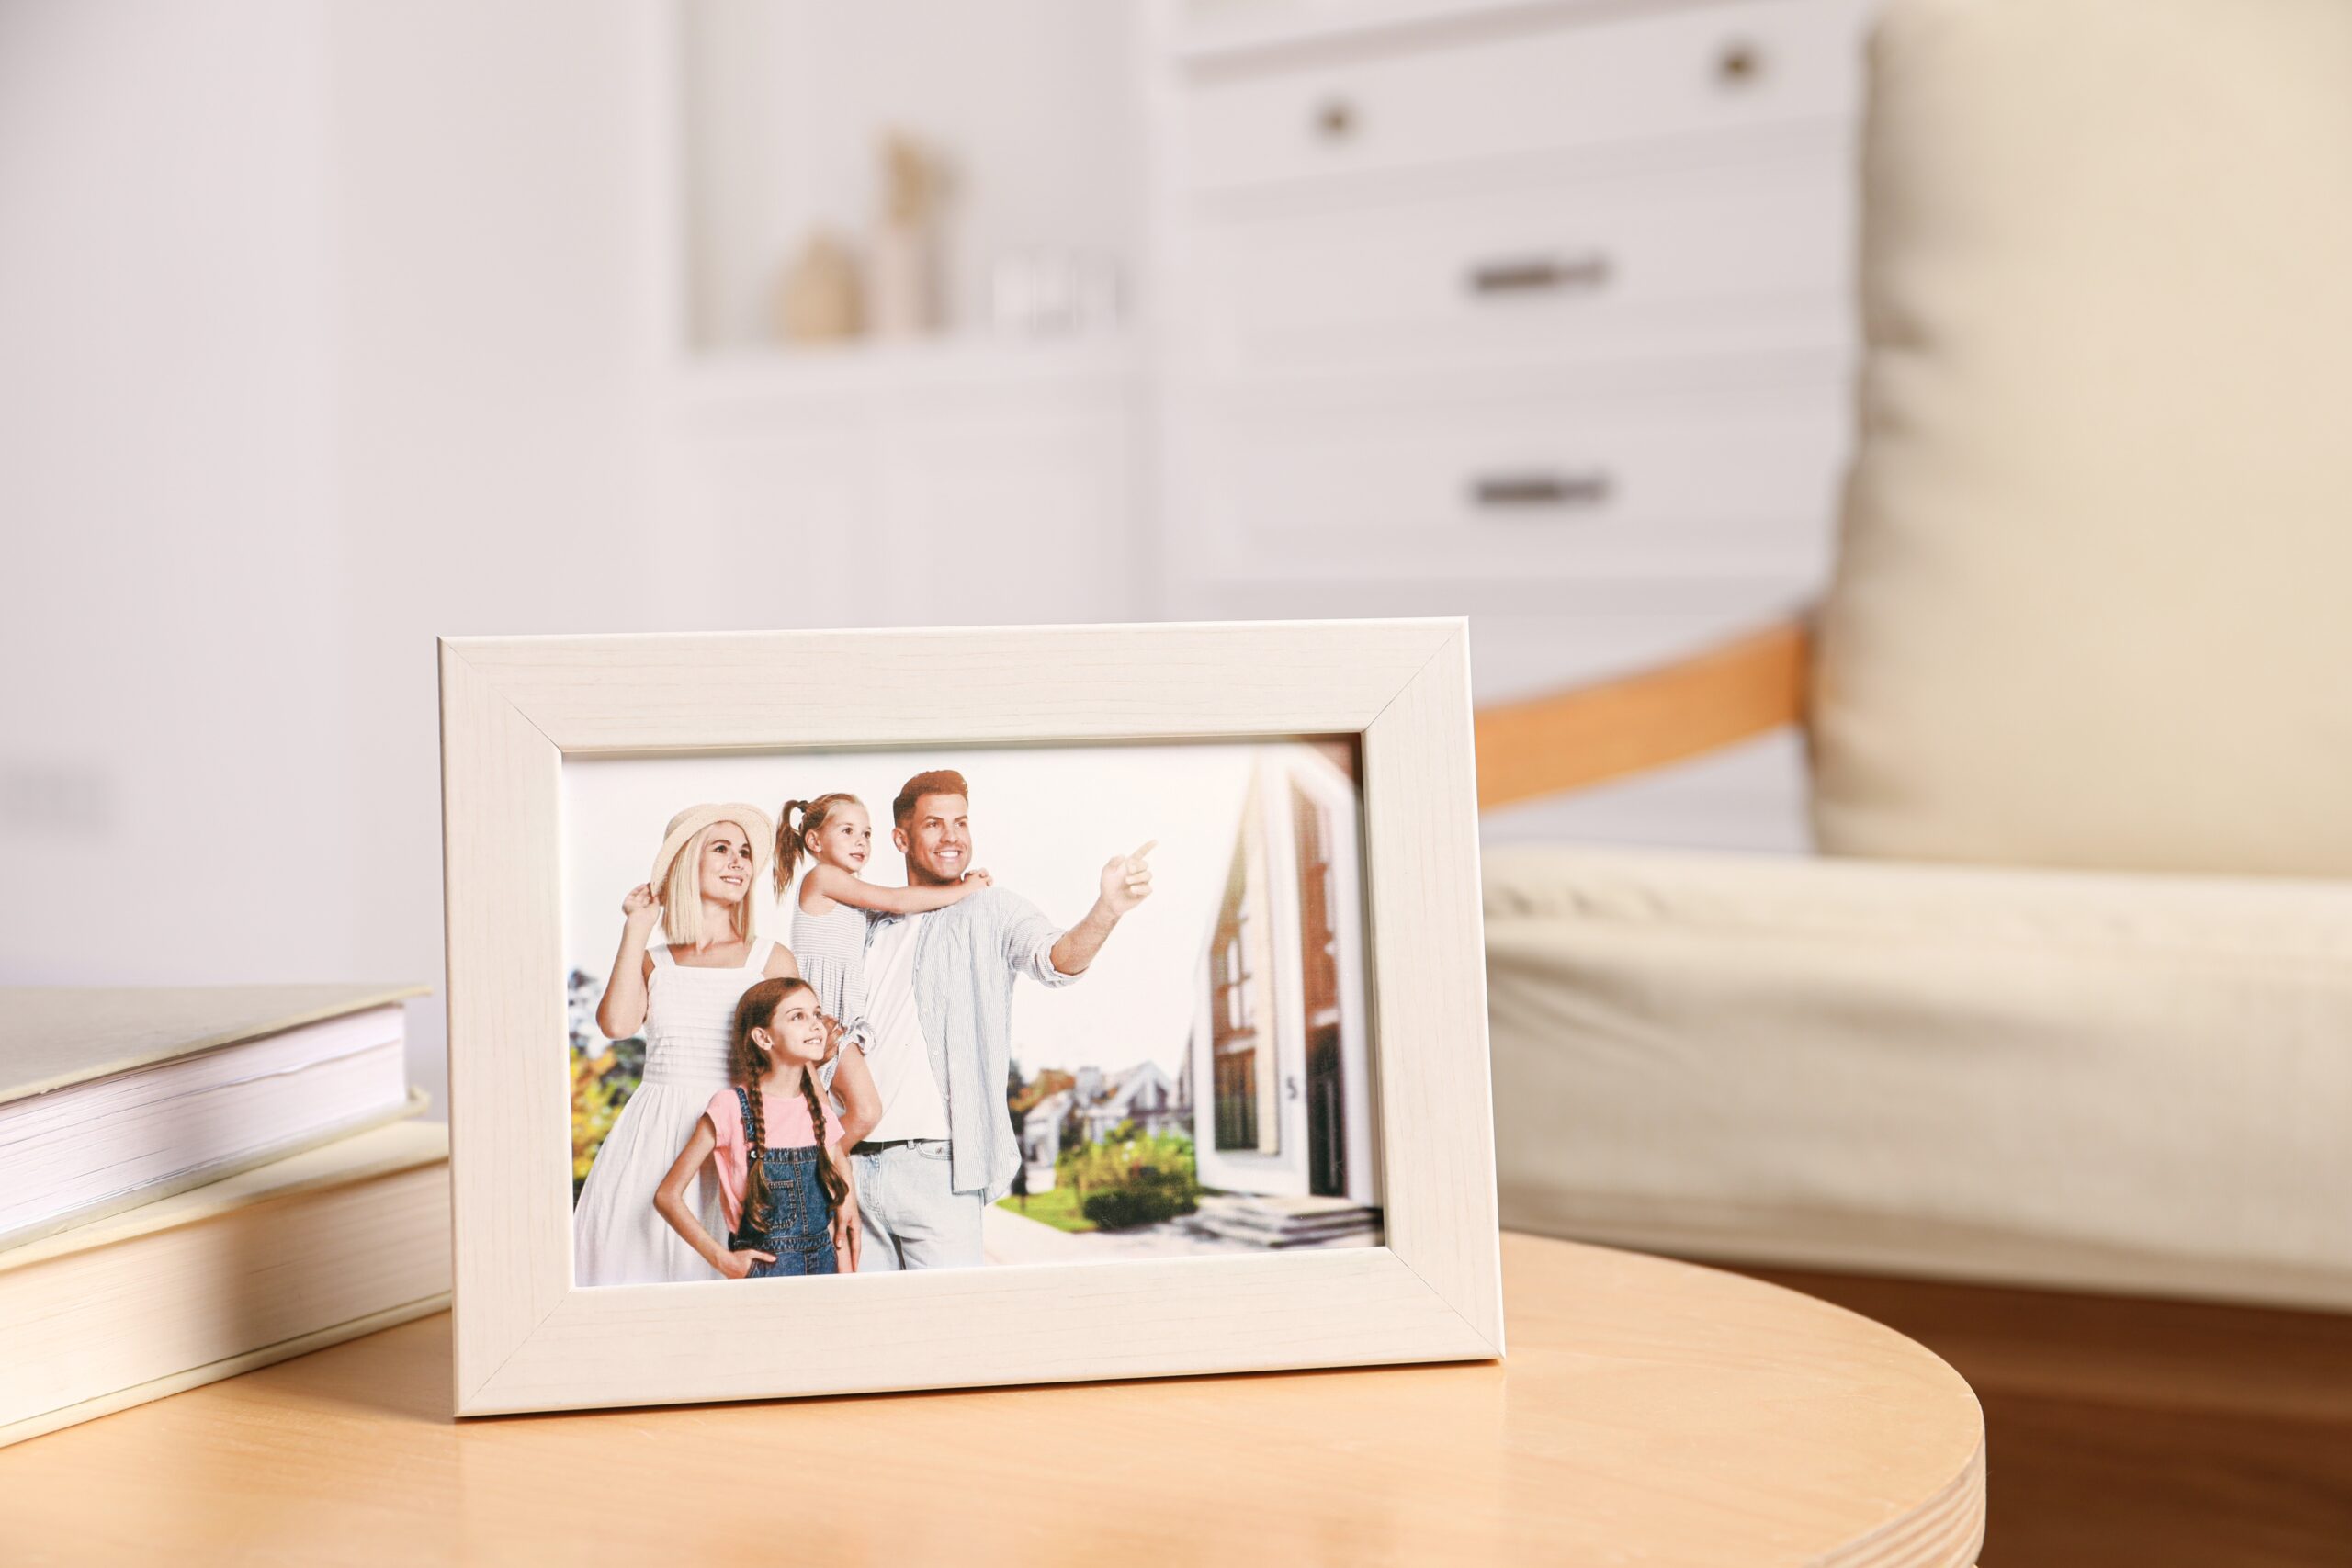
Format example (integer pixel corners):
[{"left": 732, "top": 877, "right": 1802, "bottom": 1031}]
[{"left": 994, "top": 1184, "right": 1096, "bottom": 1234}]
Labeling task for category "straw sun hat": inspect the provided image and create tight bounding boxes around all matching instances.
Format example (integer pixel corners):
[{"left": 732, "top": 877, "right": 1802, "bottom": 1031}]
[{"left": 649, "top": 802, "right": 775, "bottom": 896}]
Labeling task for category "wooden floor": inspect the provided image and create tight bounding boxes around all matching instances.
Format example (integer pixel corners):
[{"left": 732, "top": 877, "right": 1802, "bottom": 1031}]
[{"left": 1728, "top": 1265, "right": 2352, "bottom": 1567}]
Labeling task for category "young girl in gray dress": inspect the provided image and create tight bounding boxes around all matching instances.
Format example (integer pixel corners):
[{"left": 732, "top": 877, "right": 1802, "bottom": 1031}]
[{"left": 775, "top": 794, "right": 990, "bottom": 1056}]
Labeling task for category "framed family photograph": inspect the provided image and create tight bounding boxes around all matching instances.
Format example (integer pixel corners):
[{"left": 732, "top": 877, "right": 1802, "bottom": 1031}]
[{"left": 438, "top": 618, "right": 1501, "bottom": 1416}]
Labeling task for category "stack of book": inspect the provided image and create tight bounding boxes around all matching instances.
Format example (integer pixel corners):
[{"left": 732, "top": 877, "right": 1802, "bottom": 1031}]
[{"left": 0, "top": 986, "right": 449, "bottom": 1447}]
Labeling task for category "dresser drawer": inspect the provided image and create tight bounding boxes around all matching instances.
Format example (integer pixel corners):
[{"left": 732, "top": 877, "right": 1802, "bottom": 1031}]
[
  {"left": 1190, "top": 378, "right": 1848, "bottom": 581},
  {"left": 1182, "top": 0, "right": 1870, "bottom": 193},
  {"left": 1191, "top": 149, "right": 1854, "bottom": 370}
]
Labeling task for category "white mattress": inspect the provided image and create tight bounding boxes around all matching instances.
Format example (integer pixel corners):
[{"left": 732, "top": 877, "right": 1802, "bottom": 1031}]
[{"left": 1481, "top": 844, "right": 2352, "bottom": 1309}]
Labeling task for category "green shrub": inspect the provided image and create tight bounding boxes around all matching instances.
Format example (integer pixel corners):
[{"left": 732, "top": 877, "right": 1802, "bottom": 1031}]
[
  {"left": 1061, "top": 1122, "right": 1200, "bottom": 1230},
  {"left": 1081, "top": 1166, "right": 1197, "bottom": 1229}
]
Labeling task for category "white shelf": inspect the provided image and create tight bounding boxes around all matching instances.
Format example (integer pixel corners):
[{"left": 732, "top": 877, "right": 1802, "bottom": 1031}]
[
  {"left": 671, "top": 0, "right": 1146, "bottom": 358},
  {"left": 664, "top": 332, "right": 1149, "bottom": 411}
]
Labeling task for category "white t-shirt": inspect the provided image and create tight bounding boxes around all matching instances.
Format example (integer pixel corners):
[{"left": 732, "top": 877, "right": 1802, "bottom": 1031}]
[{"left": 859, "top": 911, "right": 950, "bottom": 1142}]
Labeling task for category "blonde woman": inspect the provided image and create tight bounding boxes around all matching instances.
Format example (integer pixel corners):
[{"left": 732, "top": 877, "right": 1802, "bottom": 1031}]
[{"left": 572, "top": 804, "right": 807, "bottom": 1286}]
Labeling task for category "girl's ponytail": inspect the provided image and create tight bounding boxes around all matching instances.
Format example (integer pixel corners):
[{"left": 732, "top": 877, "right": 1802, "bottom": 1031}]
[
  {"left": 744, "top": 1080, "right": 771, "bottom": 1240},
  {"left": 799, "top": 1068, "right": 851, "bottom": 1211},
  {"left": 774, "top": 801, "right": 810, "bottom": 897}
]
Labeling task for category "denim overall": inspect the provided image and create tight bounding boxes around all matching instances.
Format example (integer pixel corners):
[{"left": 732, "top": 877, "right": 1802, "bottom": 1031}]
[{"left": 729, "top": 1086, "right": 838, "bottom": 1277}]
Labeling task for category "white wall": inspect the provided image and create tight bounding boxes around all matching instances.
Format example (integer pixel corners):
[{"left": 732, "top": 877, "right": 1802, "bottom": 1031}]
[
  {"left": 1, "top": 1, "right": 676, "bottom": 1113},
  {"left": 0, "top": 2, "right": 356, "bottom": 989},
  {"left": 2, "top": 0, "right": 1153, "bottom": 1113},
  {"left": 325, "top": 0, "right": 674, "bottom": 1112}
]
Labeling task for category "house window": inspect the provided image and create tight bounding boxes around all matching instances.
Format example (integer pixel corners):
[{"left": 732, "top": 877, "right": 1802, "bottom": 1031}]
[
  {"left": 1209, "top": 841, "right": 1258, "bottom": 1151},
  {"left": 1293, "top": 784, "right": 1340, "bottom": 1026}
]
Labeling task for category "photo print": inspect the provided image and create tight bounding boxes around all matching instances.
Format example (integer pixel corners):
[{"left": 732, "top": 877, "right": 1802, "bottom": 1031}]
[{"left": 561, "top": 739, "right": 1383, "bottom": 1286}]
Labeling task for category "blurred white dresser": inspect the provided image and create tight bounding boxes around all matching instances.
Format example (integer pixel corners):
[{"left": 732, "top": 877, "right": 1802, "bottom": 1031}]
[
  {"left": 1148, "top": 0, "right": 1880, "bottom": 849},
  {"left": 652, "top": 342, "right": 1147, "bottom": 633}
]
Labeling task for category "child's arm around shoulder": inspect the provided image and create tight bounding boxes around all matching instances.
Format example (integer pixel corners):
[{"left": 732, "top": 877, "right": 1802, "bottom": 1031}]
[{"left": 808, "top": 861, "right": 991, "bottom": 916}]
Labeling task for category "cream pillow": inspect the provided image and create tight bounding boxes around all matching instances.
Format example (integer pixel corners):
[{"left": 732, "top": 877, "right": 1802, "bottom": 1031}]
[{"left": 1811, "top": 0, "right": 2352, "bottom": 876}]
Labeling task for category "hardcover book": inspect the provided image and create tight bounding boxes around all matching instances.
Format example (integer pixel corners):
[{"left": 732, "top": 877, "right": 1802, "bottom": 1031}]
[
  {"left": 0, "top": 985, "right": 426, "bottom": 1249},
  {"left": 0, "top": 1116, "right": 451, "bottom": 1447}
]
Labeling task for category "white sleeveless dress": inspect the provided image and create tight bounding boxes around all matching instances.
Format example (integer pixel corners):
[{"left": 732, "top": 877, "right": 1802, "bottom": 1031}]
[{"left": 572, "top": 937, "right": 775, "bottom": 1286}]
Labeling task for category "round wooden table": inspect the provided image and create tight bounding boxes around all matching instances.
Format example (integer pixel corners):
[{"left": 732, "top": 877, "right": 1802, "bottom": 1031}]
[{"left": 0, "top": 1234, "right": 1984, "bottom": 1564}]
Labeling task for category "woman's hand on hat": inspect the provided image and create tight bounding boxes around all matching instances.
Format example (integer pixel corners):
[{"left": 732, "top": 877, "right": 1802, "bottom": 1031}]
[{"left": 621, "top": 882, "right": 662, "bottom": 932}]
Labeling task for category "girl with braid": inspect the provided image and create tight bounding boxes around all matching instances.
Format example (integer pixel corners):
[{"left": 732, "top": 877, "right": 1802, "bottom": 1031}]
[{"left": 653, "top": 976, "right": 861, "bottom": 1277}]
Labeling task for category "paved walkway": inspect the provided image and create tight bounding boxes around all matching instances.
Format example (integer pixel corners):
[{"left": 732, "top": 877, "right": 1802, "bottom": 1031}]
[
  {"left": 980, "top": 1204, "right": 1374, "bottom": 1266},
  {"left": 980, "top": 1205, "right": 1095, "bottom": 1265}
]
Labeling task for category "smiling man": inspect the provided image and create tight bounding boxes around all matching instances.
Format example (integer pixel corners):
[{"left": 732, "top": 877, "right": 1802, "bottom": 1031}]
[{"left": 844, "top": 768, "right": 1154, "bottom": 1271}]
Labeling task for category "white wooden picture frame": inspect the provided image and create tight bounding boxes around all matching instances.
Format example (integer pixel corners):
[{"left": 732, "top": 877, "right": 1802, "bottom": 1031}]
[{"left": 438, "top": 618, "right": 1502, "bottom": 1416}]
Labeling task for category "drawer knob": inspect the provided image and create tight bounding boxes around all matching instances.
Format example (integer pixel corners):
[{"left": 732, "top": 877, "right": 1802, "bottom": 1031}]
[
  {"left": 1471, "top": 472, "right": 1613, "bottom": 510},
  {"left": 1717, "top": 40, "right": 1763, "bottom": 86},
  {"left": 1468, "top": 254, "right": 1612, "bottom": 297},
  {"left": 1314, "top": 97, "right": 1357, "bottom": 141}
]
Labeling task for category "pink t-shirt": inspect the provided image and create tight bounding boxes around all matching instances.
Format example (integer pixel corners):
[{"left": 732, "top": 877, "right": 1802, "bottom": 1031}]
[{"left": 702, "top": 1084, "right": 844, "bottom": 1236}]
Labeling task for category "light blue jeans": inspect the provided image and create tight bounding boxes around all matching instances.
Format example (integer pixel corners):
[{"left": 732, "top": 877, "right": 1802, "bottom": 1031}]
[{"left": 852, "top": 1140, "right": 985, "bottom": 1272}]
